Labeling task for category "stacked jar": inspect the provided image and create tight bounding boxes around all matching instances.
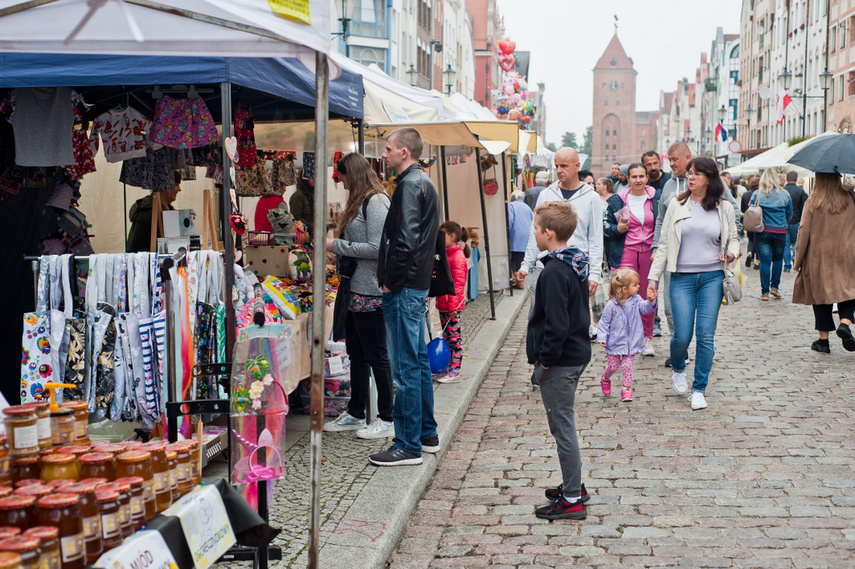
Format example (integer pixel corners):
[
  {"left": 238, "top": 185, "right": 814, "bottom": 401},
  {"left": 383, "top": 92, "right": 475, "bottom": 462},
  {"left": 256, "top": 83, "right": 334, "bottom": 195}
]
[
  {"left": 56, "top": 404, "right": 88, "bottom": 446},
  {"left": 113, "top": 452, "right": 155, "bottom": 521},
  {"left": 3, "top": 407, "right": 39, "bottom": 473},
  {"left": 166, "top": 443, "right": 193, "bottom": 496},
  {"left": 22, "top": 526, "right": 59, "bottom": 569}
]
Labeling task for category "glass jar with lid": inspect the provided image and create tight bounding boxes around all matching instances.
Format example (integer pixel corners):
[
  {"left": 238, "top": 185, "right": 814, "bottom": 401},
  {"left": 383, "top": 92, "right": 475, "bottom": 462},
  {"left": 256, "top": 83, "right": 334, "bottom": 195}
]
[
  {"left": 0, "top": 537, "right": 40, "bottom": 569},
  {"left": 141, "top": 442, "right": 171, "bottom": 513},
  {"left": 44, "top": 479, "right": 73, "bottom": 492},
  {"left": 77, "top": 453, "right": 114, "bottom": 482},
  {"left": 48, "top": 411, "right": 74, "bottom": 448},
  {"left": 62, "top": 482, "right": 101, "bottom": 564},
  {"left": 166, "top": 443, "right": 193, "bottom": 496},
  {"left": 0, "top": 436, "right": 11, "bottom": 487},
  {"left": 56, "top": 403, "right": 88, "bottom": 445},
  {"left": 0, "top": 530, "right": 18, "bottom": 541},
  {"left": 39, "top": 454, "right": 78, "bottom": 483},
  {"left": 103, "top": 480, "right": 132, "bottom": 539},
  {"left": 114, "top": 452, "right": 154, "bottom": 520},
  {"left": 34, "top": 494, "right": 83, "bottom": 569},
  {"left": 0, "top": 489, "right": 12, "bottom": 500},
  {"left": 13, "top": 486, "right": 50, "bottom": 501},
  {"left": 0, "top": 552, "right": 21, "bottom": 569},
  {"left": 9, "top": 458, "right": 39, "bottom": 485},
  {"left": 2, "top": 407, "right": 39, "bottom": 458},
  {"left": 94, "top": 488, "right": 121, "bottom": 552},
  {"left": 165, "top": 449, "right": 179, "bottom": 502},
  {"left": 21, "top": 404, "right": 50, "bottom": 452},
  {"left": 23, "top": 526, "right": 59, "bottom": 569},
  {"left": 0, "top": 496, "right": 36, "bottom": 529},
  {"left": 182, "top": 441, "right": 201, "bottom": 487},
  {"left": 114, "top": 477, "right": 145, "bottom": 532}
]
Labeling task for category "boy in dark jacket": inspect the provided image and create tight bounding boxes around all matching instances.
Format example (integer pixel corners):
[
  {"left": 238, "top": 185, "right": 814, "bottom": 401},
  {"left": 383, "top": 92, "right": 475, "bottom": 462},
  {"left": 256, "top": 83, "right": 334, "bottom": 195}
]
[{"left": 527, "top": 201, "right": 593, "bottom": 520}]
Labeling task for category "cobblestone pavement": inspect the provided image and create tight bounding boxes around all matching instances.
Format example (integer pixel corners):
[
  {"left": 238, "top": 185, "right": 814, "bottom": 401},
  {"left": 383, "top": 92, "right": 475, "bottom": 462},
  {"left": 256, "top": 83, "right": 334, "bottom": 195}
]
[
  {"left": 388, "top": 266, "right": 855, "bottom": 568},
  {"left": 263, "top": 292, "right": 506, "bottom": 567}
]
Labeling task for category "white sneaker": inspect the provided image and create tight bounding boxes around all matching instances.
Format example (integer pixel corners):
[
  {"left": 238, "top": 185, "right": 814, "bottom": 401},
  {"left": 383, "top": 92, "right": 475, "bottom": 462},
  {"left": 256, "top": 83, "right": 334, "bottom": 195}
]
[
  {"left": 356, "top": 418, "right": 395, "bottom": 439},
  {"left": 671, "top": 371, "right": 688, "bottom": 395},
  {"left": 323, "top": 411, "right": 366, "bottom": 432},
  {"left": 642, "top": 338, "right": 656, "bottom": 357},
  {"left": 690, "top": 392, "right": 708, "bottom": 410},
  {"left": 589, "top": 323, "right": 598, "bottom": 341}
]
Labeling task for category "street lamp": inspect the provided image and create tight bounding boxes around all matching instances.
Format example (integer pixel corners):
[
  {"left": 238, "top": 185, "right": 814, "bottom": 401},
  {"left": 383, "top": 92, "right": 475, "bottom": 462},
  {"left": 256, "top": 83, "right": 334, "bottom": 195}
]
[
  {"left": 443, "top": 64, "right": 456, "bottom": 96},
  {"left": 779, "top": 68, "right": 792, "bottom": 90},
  {"left": 705, "top": 126, "right": 712, "bottom": 155},
  {"left": 745, "top": 105, "right": 755, "bottom": 149},
  {"left": 406, "top": 64, "right": 418, "bottom": 87},
  {"left": 428, "top": 40, "right": 443, "bottom": 90},
  {"left": 718, "top": 105, "right": 727, "bottom": 122}
]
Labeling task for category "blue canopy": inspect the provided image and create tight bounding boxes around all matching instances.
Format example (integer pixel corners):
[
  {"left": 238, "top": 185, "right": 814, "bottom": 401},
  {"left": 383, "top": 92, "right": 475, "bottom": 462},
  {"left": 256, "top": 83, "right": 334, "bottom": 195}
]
[{"left": 0, "top": 53, "right": 363, "bottom": 120}]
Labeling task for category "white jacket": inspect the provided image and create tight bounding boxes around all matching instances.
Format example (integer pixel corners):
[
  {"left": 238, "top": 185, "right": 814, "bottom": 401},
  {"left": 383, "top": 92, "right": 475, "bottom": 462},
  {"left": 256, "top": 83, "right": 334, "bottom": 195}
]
[
  {"left": 520, "top": 181, "right": 604, "bottom": 283},
  {"left": 649, "top": 197, "right": 739, "bottom": 282}
]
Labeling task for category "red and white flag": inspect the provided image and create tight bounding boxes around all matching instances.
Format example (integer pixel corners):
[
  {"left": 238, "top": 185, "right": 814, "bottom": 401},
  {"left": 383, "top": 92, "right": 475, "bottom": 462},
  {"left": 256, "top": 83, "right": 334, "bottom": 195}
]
[{"left": 776, "top": 89, "right": 792, "bottom": 124}]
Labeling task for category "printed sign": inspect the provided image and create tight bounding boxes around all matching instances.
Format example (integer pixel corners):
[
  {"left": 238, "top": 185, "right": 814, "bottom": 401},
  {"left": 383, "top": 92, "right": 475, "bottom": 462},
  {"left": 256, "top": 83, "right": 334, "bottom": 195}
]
[
  {"left": 93, "top": 530, "right": 178, "bottom": 569},
  {"left": 268, "top": 0, "right": 311, "bottom": 24},
  {"left": 163, "top": 486, "right": 236, "bottom": 569}
]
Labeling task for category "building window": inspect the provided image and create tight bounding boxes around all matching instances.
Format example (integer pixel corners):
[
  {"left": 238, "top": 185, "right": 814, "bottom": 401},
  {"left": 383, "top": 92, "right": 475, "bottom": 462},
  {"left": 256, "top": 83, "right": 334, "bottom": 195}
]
[
  {"left": 355, "top": 47, "right": 385, "bottom": 71},
  {"left": 730, "top": 69, "right": 739, "bottom": 83},
  {"left": 604, "top": 100, "right": 609, "bottom": 106},
  {"left": 351, "top": 0, "right": 386, "bottom": 38},
  {"left": 613, "top": 129, "right": 617, "bottom": 136},
  {"left": 832, "top": 26, "right": 837, "bottom": 52},
  {"left": 616, "top": 100, "right": 620, "bottom": 106},
  {"left": 605, "top": 130, "right": 609, "bottom": 136},
  {"left": 612, "top": 144, "right": 617, "bottom": 150},
  {"left": 641, "top": 128, "right": 646, "bottom": 136},
  {"left": 605, "top": 143, "right": 609, "bottom": 151}
]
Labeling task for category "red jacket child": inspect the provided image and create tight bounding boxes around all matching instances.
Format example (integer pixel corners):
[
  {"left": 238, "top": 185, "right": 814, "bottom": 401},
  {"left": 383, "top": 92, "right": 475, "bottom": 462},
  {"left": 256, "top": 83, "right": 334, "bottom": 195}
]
[{"left": 437, "top": 243, "right": 468, "bottom": 312}]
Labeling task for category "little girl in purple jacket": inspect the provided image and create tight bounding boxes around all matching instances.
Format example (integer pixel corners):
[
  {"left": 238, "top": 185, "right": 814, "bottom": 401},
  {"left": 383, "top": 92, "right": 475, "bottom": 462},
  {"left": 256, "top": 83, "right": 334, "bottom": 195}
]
[{"left": 597, "top": 268, "right": 658, "bottom": 402}]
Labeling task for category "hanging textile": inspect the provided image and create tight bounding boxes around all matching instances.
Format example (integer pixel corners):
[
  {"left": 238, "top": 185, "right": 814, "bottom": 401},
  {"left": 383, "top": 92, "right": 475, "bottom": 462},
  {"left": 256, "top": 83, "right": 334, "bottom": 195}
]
[
  {"left": 302, "top": 151, "right": 315, "bottom": 179},
  {"left": 269, "top": 151, "right": 297, "bottom": 189},
  {"left": 62, "top": 128, "right": 97, "bottom": 180},
  {"left": 234, "top": 109, "right": 256, "bottom": 169},
  {"left": 150, "top": 95, "right": 219, "bottom": 149},
  {"left": 235, "top": 155, "right": 272, "bottom": 197},
  {"left": 90, "top": 107, "right": 151, "bottom": 163},
  {"left": 10, "top": 87, "right": 76, "bottom": 167},
  {"left": 120, "top": 145, "right": 176, "bottom": 192}
]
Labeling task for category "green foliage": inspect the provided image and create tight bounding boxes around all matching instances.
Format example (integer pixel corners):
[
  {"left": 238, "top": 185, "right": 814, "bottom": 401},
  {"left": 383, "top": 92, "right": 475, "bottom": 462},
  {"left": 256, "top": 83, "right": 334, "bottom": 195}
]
[
  {"left": 561, "top": 131, "right": 578, "bottom": 149},
  {"left": 545, "top": 142, "right": 557, "bottom": 152},
  {"left": 787, "top": 136, "right": 810, "bottom": 147}
]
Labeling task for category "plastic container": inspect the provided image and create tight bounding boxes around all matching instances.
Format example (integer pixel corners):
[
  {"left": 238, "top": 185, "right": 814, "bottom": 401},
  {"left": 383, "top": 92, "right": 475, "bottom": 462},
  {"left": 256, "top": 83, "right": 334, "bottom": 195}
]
[
  {"left": 2, "top": 407, "right": 39, "bottom": 458},
  {"left": 34, "top": 494, "right": 84, "bottom": 569}
]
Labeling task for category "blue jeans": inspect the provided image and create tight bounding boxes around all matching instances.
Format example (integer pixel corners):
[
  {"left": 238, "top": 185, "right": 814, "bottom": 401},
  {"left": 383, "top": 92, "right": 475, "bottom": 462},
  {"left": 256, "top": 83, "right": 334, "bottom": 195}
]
[
  {"left": 382, "top": 287, "right": 437, "bottom": 454},
  {"left": 755, "top": 232, "right": 787, "bottom": 294},
  {"left": 783, "top": 223, "right": 799, "bottom": 270},
  {"left": 669, "top": 271, "right": 724, "bottom": 394}
]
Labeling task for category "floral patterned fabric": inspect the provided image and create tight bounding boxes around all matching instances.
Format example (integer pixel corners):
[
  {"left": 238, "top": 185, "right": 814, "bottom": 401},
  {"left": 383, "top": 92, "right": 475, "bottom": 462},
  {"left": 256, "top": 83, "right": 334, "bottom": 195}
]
[
  {"left": 348, "top": 293, "right": 382, "bottom": 313},
  {"left": 120, "top": 145, "right": 175, "bottom": 192},
  {"left": 150, "top": 95, "right": 219, "bottom": 149},
  {"left": 62, "top": 128, "right": 96, "bottom": 180},
  {"left": 234, "top": 109, "right": 256, "bottom": 169},
  {"left": 21, "top": 312, "right": 52, "bottom": 402}
]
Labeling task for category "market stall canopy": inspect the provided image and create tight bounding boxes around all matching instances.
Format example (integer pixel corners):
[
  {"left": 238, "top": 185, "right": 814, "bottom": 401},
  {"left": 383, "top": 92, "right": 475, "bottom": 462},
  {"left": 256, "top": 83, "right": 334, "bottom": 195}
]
[
  {"left": 369, "top": 122, "right": 485, "bottom": 150},
  {"left": 0, "top": 53, "right": 364, "bottom": 121},
  {"left": 0, "top": 0, "right": 331, "bottom": 57}
]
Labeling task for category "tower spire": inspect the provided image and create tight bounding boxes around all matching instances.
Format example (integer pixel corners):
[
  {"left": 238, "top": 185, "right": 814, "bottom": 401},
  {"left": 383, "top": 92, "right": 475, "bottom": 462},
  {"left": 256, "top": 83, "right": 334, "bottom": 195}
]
[{"left": 614, "top": 14, "right": 618, "bottom": 34}]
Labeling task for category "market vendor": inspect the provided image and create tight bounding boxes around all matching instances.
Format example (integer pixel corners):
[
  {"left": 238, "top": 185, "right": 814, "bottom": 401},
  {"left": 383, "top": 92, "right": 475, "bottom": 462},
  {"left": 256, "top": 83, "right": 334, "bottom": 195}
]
[
  {"left": 289, "top": 172, "right": 314, "bottom": 241},
  {"left": 254, "top": 184, "right": 286, "bottom": 232},
  {"left": 127, "top": 171, "right": 181, "bottom": 252}
]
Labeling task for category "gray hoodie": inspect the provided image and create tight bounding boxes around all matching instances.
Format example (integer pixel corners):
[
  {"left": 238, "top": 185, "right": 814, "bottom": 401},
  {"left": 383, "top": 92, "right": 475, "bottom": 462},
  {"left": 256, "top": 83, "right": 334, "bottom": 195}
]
[
  {"left": 332, "top": 193, "right": 391, "bottom": 296},
  {"left": 520, "top": 181, "right": 604, "bottom": 283}
]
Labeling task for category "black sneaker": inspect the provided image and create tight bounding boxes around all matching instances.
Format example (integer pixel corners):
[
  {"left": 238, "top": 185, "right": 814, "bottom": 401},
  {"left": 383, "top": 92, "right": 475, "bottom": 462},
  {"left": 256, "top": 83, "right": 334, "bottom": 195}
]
[
  {"left": 535, "top": 495, "right": 587, "bottom": 520},
  {"left": 811, "top": 339, "right": 831, "bottom": 354},
  {"left": 664, "top": 358, "right": 672, "bottom": 367},
  {"left": 544, "top": 483, "right": 590, "bottom": 503},
  {"left": 421, "top": 435, "right": 440, "bottom": 454},
  {"left": 837, "top": 323, "right": 855, "bottom": 352},
  {"left": 368, "top": 447, "right": 423, "bottom": 466}
]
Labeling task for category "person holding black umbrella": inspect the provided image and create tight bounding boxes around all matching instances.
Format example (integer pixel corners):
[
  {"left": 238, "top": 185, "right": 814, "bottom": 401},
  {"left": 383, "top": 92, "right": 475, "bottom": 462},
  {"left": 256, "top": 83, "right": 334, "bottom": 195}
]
[{"left": 792, "top": 173, "right": 855, "bottom": 353}]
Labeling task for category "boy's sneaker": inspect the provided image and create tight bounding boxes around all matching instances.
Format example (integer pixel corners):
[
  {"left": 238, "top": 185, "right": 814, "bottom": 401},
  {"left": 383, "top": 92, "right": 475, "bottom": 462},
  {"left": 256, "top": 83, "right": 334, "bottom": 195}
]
[
  {"left": 642, "top": 338, "right": 656, "bottom": 356},
  {"left": 671, "top": 371, "right": 688, "bottom": 395},
  {"left": 653, "top": 323, "right": 662, "bottom": 337},
  {"left": 545, "top": 483, "right": 590, "bottom": 503},
  {"left": 621, "top": 389, "right": 633, "bottom": 402},
  {"left": 535, "top": 495, "right": 587, "bottom": 520},
  {"left": 323, "top": 412, "right": 366, "bottom": 432},
  {"left": 355, "top": 418, "right": 395, "bottom": 439},
  {"left": 600, "top": 379, "right": 611, "bottom": 396},
  {"left": 436, "top": 370, "right": 461, "bottom": 383},
  {"left": 690, "top": 391, "right": 708, "bottom": 410},
  {"left": 421, "top": 435, "right": 440, "bottom": 454},
  {"left": 368, "top": 447, "right": 423, "bottom": 466}
]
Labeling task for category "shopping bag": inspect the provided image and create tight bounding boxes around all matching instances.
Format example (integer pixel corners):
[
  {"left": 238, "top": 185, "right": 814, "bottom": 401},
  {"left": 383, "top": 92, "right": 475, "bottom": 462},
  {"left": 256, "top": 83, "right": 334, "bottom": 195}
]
[{"left": 591, "top": 280, "right": 608, "bottom": 322}]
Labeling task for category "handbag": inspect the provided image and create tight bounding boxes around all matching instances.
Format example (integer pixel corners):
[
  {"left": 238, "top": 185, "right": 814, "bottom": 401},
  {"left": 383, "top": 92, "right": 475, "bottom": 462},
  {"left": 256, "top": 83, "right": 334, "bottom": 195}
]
[
  {"left": 429, "top": 229, "right": 455, "bottom": 297},
  {"left": 743, "top": 193, "right": 764, "bottom": 233},
  {"left": 721, "top": 239, "right": 742, "bottom": 304},
  {"left": 483, "top": 178, "right": 498, "bottom": 195}
]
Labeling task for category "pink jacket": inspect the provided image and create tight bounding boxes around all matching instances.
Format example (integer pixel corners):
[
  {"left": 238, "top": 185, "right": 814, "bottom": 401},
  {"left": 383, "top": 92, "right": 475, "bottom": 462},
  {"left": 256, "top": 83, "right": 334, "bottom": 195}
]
[
  {"left": 437, "top": 244, "right": 468, "bottom": 312},
  {"left": 618, "top": 186, "right": 656, "bottom": 252}
]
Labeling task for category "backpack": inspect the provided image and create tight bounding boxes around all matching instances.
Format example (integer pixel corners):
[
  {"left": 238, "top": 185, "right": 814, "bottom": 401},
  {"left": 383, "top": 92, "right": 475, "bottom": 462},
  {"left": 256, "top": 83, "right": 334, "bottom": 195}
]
[{"left": 743, "top": 193, "right": 765, "bottom": 233}]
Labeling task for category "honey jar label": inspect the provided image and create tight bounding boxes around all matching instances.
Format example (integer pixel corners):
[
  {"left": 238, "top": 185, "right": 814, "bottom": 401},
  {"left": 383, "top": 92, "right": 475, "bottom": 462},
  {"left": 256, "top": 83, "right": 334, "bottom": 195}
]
[
  {"left": 47, "top": 550, "right": 60, "bottom": 569},
  {"left": 102, "top": 512, "right": 120, "bottom": 538},
  {"left": 0, "top": 459, "right": 7, "bottom": 476},
  {"left": 74, "top": 421, "right": 87, "bottom": 440},
  {"left": 13, "top": 424, "right": 38, "bottom": 449},
  {"left": 154, "top": 472, "right": 169, "bottom": 493},
  {"left": 83, "top": 515, "right": 101, "bottom": 539},
  {"left": 60, "top": 533, "right": 84, "bottom": 562},
  {"left": 145, "top": 479, "right": 155, "bottom": 500},
  {"left": 130, "top": 496, "right": 143, "bottom": 515},
  {"left": 36, "top": 417, "right": 51, "bottom": 440}
]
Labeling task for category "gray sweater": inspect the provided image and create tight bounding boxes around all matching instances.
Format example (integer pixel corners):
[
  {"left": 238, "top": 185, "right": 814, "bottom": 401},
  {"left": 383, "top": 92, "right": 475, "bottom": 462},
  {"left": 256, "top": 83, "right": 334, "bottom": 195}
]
[{"left": 331, "top": 193, "right": 391, "bottom": 296}]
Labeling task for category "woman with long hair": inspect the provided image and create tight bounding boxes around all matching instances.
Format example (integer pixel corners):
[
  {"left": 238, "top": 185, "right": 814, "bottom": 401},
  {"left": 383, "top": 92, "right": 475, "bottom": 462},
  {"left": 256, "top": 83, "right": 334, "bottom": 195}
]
[
  {"left": 748, "top": 169, "right": 793, "bottom": 300},
  {"left": 648, "top": 157, "right": 739, "bottom": 411},
  {"left": 323, "top": 152, "right": 395, "bottom": 438},
  {"left": 793, "top": 173, "right": 855, "bottom": 353}
]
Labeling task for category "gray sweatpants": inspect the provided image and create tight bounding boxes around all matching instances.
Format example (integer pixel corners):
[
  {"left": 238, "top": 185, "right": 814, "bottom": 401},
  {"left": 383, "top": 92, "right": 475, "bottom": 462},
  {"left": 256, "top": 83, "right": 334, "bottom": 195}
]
[{"left": 535, "top": 362, "right": 587, "bottom": 497}]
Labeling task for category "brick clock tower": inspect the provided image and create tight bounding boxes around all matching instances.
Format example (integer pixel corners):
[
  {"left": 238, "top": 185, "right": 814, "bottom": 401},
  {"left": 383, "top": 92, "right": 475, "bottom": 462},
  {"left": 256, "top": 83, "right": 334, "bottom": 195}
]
[{"left": 591, "top": 33, "right": 637, "bottom": 178}]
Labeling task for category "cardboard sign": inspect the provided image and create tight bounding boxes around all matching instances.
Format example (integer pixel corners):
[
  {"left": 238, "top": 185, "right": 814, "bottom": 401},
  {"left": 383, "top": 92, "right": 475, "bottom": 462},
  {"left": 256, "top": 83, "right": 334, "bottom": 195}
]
[
  {"left": 163, "top": 485, "right": 236, "bottom": 569},
  {"left": 94, "top": 530, "right": 178, "bottom": 569}
]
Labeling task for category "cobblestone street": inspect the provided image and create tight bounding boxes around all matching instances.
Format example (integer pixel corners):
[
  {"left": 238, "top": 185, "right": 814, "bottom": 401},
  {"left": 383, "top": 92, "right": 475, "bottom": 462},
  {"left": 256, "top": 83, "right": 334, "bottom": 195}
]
[{"left": 388, "top": 266, "right": 855, "bottom": 568}]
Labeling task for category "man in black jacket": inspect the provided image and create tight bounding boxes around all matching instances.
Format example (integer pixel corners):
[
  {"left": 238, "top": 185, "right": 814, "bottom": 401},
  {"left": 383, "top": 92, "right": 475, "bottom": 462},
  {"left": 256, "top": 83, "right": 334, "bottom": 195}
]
[
  {"left": 782, "top": 171, "right": 808, "bottom": 272},
  {"left": 370, "top": 127, "right": 440, "bottom": 467}
]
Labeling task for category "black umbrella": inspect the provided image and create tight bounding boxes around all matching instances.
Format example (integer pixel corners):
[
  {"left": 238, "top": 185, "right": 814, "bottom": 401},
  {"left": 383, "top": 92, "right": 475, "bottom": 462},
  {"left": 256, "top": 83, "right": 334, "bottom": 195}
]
[{"left": 788, "top": 133, "right": 855, "bottom": 174}]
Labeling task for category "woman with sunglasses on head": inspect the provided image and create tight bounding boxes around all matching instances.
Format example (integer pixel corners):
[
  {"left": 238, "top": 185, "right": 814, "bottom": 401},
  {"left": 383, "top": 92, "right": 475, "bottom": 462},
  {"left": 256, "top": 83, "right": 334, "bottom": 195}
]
[{"left": 648, "top": 157, "right": 740, "bottom": 411}]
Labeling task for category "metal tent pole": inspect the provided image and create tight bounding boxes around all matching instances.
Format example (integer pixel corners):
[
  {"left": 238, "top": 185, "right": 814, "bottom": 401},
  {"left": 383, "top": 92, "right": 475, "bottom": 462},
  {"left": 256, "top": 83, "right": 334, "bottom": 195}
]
[
  {"left": 440, "top": 146, "right": 450, "bottom": 221},
  {"left": 357, "top": 118, "right": 365, "bottom": 154},
  {"left": 501, "top": 151, "right": 513, "bottom": 297},
  {"left": 475, "top": 148, "right": 496, "bottom": 320},
  {"left": 220, "top": 82, "right": 236, "bottom": 354},
  {"left": 308, "top": 51, "right": 330, "bottom": 569}
]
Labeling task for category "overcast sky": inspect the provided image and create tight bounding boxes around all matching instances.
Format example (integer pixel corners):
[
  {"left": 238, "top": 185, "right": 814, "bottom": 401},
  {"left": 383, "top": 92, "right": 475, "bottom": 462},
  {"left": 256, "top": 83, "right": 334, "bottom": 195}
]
[{"left": 495, "top": 0, "right": 743, "bottom": 146}]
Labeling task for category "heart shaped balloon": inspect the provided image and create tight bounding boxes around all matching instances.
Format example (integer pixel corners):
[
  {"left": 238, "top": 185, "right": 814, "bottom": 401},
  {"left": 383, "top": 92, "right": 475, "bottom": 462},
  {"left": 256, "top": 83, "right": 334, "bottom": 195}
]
[
  {"left": 498, "top": 37, "right": 516, "bottom": 55},
  {"left": 498, "top": 53, "right": 515, "bottom": 72},
  {"left": 225, "top": 136, "right": 238, "bottom": 161}
]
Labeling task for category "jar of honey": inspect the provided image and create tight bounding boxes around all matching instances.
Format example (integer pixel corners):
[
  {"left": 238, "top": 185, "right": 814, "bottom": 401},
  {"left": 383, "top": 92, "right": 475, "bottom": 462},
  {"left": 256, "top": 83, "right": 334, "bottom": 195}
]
[
  {"left": 61, "top": 483, "right": 101, "bottom": 564},
  {"left": 114, "top": 477, "right": 145, "bottom": 532},
  {"left": 34, "top": 495, "right": 83, "bottom": 569},
  {"left": 21, "top": 405, "right": 50, "bottom": 452},
  {"left": 2, "top": 407, "right": 39, "bottom": 458},
  {"left": 0, "top": 437, "right": 11, "bottom": 487},
  {"left": 0, "top": 496, "right": 35, "bottom": 529},
  {"left": 94, "top": 488, "right": 121, "bottom": 553},
  {"left": 39, "top": 454, "right": 78, "bottom": 483},
  {"left": 182, "top": 441, "right": 201, "bottom": 487},
  {"left": 114, "top": 452, "right": 154, "bottom": 520},
  {"left": 165, "top": 449, "right": 179, "bottom": 503},
  {"left": 13, "top": 480, "right": 41, "bottom": 490},
  {"left": 77, "top": 453, "right": 114, "bottom": 482},
  {"left": 0, "top": 489, "right": 12, "bottom": 500},
  {"left": 141, "top": 442, "right": 171, "bottom": 513},
  {"left": 9, "top": 458, "right": 39, "bottom": 485},
  {"left": 13, "top": 486, "right": 50, "bottom": 501},
  {"left": 56, "top": 403, "right": 88, "bottom": 445},
  {"left": 22, "top": 526, "right": 59, "bottom": 569},
  {"left": 0, "top": 552, "right": 21, "bottom": 569},
  {"left": 103, "top": 480, "right": 132, "bottom": 539},
  {"left": 0, "top": 537, "right": 39, "bottom": 569},
  {"left": 89, "top": 443, "right": 122, "bottom": 455},
  {"left": 167, "top": 444, "right": 193, "bottom": 496},
  {"left": 44, "top": 480, "right": 74, "bottom": 492},
  {"left": 48, "top": 411, "right": 74, "bottom": 448}
]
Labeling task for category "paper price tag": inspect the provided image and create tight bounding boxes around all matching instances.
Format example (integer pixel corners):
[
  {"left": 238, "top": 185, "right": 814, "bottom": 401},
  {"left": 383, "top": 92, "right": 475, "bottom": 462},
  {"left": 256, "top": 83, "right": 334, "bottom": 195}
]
[{"left": 327, "top": 355, "right": 344, "bottom": 376}]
